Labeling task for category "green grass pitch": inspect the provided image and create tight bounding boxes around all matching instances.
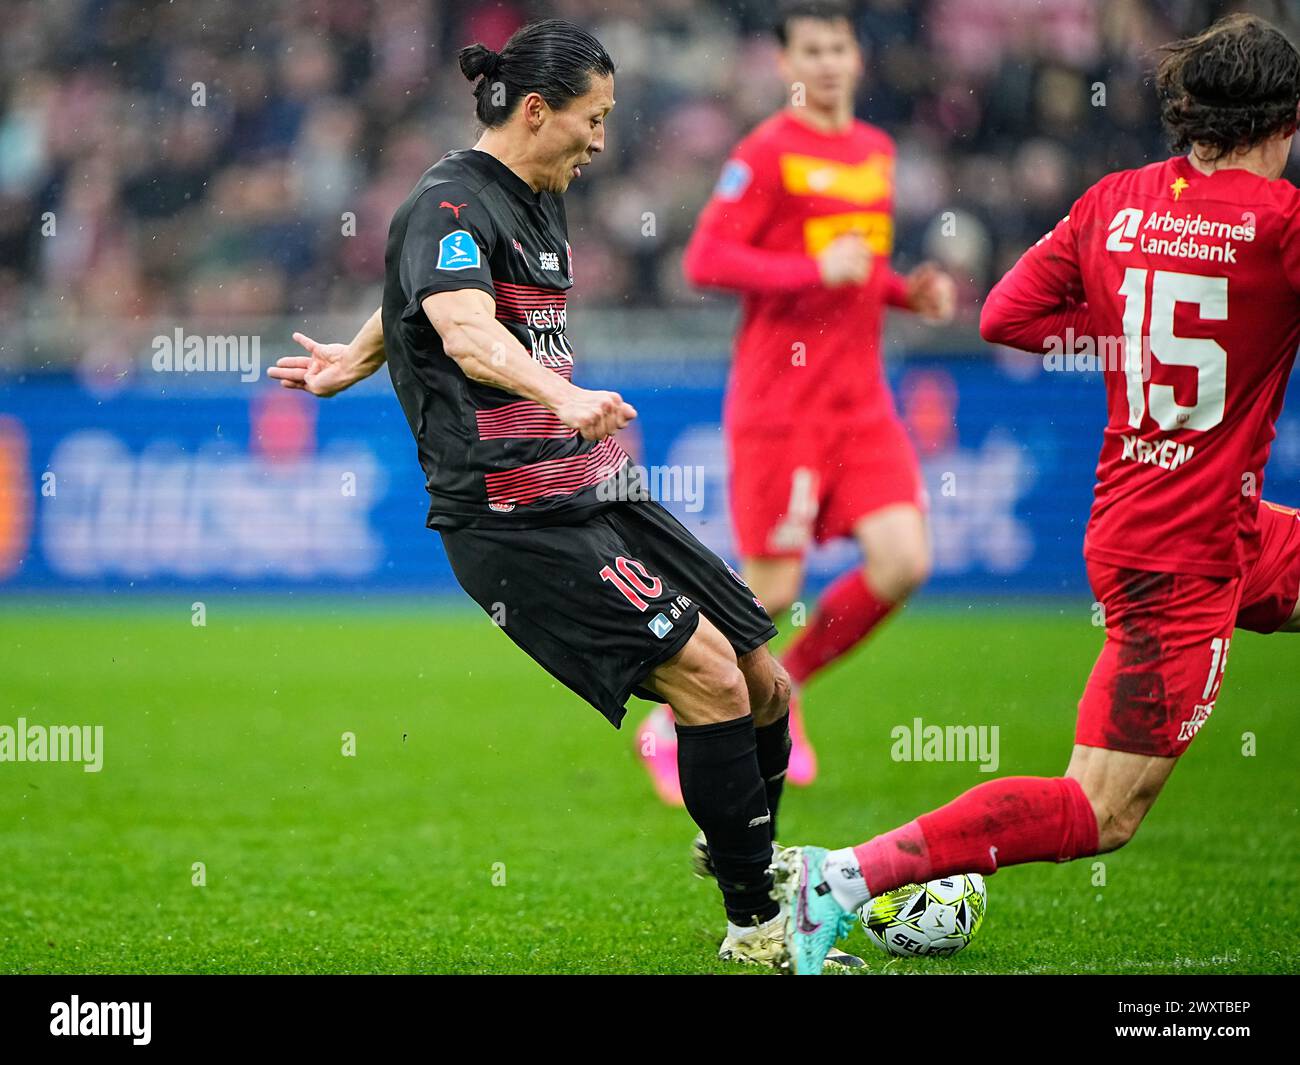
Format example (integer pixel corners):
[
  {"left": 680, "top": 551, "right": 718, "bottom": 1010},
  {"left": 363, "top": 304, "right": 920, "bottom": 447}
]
[{"left": 0, "top": 598, "right": 1295, "bottom": 974}]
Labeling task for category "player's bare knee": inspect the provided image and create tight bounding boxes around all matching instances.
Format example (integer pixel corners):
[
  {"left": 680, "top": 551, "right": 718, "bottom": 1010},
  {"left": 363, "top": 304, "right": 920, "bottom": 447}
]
[
  {"left": 866, "top": 547, "right": 930, "bottom": 604},
  {"left": 753, "top": 579, "right": 800, "bottom": 618},
  {"left": 770, "top": 661, "right": 791, "bottom": 716},
  {"left": 708, "top": 660, "right": 751, "bottom": 720},
  {"left": 682, "top": 651, "right": 749, "bottom": 723},
  {"left": 766, "top": 592, "right": 798, "bottom": 618},
  {"left": 756, "top": 661, "right": 792, "bottom": 727},
  {"left": 737, "top": 646, "right": 789, "bottom": 727}
]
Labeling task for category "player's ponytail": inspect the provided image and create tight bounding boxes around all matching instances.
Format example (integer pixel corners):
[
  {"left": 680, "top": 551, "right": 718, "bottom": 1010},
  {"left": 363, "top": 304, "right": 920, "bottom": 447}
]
[
  {"left": 458, "top": 19, "right": 615, "bottom": 129},
  {"left": 458, "top": 44, "right": 500, "bottom": 82}
]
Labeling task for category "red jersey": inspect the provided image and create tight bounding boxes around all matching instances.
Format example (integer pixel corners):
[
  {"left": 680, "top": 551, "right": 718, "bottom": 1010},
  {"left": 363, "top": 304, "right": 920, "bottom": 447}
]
[
  {"left": 683, "top": 110, "right": 912, "bottom": 432},
  {"left": 982, "top": 156, "right": 1300, "bottom": 579}
]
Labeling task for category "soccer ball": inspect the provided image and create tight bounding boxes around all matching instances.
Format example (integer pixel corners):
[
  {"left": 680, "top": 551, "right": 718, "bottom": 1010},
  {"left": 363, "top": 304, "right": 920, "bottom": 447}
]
[{"left": 861, "top": 873, "right": 987, "bottom": 958}]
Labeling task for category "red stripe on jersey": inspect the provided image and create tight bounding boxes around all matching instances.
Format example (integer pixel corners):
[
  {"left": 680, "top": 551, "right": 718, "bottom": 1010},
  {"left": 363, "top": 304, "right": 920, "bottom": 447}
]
[
  {"left": 494, "top": 294, "right": 566, "bottom": 306},
  {"left": 476, "top": 401, "right": 575, "bottom": 441},
  {"left": 495, "top": 280, "right": 567, "bottom": 299},
  {"left": 535, "top": 353, "right": 573, "bottom": 374},
  {"left": 494, "top": 282, "right": 567, "bottom": 308},
  {"left": 484, "top": 436, "right": 629, "bottom": 508}
]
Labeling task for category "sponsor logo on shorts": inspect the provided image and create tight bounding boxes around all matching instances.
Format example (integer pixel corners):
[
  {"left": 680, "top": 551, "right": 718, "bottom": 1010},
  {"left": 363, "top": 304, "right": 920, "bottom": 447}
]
[
  {"left": 648, "top": 612, "right": 673, "bottom": 638},
  {"left": 539, "top": 250, "right": 561, "bottom": 272},
  {"left": 1177, "top": 702, "right": 1214, "bottom": 742},
  {"left": 488, "top": 501, "right": 516, "bottom": 513},
  {"left": 437, "top": 230, "right": 480, "bottom": 271}
]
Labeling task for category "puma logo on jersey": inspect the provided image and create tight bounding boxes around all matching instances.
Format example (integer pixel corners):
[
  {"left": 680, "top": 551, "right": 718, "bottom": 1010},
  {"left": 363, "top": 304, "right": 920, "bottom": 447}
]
[{"left": 440, "top": 201, "right": 468, "bottom": 219}]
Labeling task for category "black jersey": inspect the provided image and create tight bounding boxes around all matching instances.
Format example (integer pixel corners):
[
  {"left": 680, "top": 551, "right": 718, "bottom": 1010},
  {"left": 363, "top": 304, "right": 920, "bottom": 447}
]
[{"left": 381, "top": 148, "right": 629, "bottom": 530}]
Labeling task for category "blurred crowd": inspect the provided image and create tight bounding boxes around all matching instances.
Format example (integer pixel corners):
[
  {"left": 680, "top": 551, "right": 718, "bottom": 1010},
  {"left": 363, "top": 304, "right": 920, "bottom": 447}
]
[{"left": 1, "top": 0, "right": 1298, "bottom": 343}]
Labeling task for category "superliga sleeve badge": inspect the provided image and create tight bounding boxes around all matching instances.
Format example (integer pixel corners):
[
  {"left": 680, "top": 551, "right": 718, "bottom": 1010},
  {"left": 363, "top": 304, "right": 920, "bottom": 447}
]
[{"left": 437, "top": 230, "right": 481, "bottom": 271}]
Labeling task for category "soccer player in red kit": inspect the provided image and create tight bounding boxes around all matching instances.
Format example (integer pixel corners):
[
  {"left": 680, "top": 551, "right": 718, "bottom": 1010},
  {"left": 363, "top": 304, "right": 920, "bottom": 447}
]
[
  {"left": 634, "top": 0, "right": 956, "bottom": 808},
  {"left": 772, "top": 13, "right": 1300, "bottom": 973}
]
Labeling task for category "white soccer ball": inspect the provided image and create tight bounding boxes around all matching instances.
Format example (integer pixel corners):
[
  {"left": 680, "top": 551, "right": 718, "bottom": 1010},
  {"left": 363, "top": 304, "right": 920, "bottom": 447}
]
[{"left": 860, "top": 873, "right": 987, "bottom": 958}]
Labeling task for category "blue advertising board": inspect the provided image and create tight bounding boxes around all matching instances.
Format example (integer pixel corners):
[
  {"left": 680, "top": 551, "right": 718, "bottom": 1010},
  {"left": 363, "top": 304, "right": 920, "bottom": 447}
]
[{"left": 1, "top": 357, "right": 1296, "bottom": 597}]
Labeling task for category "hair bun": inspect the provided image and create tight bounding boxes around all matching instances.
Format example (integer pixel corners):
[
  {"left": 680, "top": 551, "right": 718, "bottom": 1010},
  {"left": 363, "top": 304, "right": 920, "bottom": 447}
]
[{"left": 458, "top": 43, "right": 501, "bottom": 81}]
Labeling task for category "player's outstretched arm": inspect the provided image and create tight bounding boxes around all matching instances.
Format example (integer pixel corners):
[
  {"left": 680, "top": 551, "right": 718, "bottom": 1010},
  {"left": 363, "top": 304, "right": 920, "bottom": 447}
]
[
  {"left": 422, "top": 289, "right": 636, "bottom": 441},
  {"left": 268, "top": 308, "right": 387, "bottom": 397},
  {"left": 980, "top": 219, "right": 1094, "bottom": 353},
  {"left": 683, "top": 228, "right": 870, "bottom": 294},
  {"left": 886, "top": 261, "right": 957, "bottom": 322}
]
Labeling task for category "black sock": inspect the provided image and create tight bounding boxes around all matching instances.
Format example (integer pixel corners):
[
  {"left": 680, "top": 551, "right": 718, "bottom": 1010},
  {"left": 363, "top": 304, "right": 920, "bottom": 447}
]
[
  {"left": 753, "top": 712, "right": 790, "bottom": 842},
  {"left": 676, "top": 716, "right": 779, "bottom": 927}
]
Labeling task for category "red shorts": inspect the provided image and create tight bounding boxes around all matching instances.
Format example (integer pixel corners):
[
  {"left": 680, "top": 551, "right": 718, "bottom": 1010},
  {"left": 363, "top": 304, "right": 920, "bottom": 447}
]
[
  {"left": 727, "top": 416, "right": 926, "bottom": 559},
  {"left": 1077, "top": 501, "right": 1299, "bottom": 759},
  {"left": 1236, "top": 501, "right": 1300, "bottom": 633},
  {"left": 1077, "top": 564, "right": 1242, "bottom": 758}
]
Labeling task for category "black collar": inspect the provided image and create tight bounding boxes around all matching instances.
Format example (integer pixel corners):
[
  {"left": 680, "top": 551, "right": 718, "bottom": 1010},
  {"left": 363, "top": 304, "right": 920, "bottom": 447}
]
[{"left": 459, "top": 147, "right": 543, "bottom": 205}]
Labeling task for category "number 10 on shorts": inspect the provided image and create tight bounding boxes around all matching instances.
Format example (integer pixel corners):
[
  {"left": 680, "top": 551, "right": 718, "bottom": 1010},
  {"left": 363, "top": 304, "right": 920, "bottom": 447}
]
[{"left": 599, "top": 556, "right": 663, "bottom": 611}]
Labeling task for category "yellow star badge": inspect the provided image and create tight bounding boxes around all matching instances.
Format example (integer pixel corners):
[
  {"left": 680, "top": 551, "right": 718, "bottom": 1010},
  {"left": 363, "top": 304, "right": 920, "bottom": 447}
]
[{"left": 1170, "top": 176, "right": 1190, "bottom": 201}]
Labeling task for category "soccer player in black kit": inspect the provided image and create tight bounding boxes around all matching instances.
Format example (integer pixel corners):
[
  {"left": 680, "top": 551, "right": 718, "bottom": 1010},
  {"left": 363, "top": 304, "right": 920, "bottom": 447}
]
[{"left": 270, "top": 19, "right": 859, "bottom": 971}]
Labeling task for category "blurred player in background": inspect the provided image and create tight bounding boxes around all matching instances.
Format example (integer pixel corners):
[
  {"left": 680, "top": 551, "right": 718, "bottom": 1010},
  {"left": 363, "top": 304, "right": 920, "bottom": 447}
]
[
  {"left": 772, "top": 13, "right": 1300, "bottom": 973},
  {"left": 635, "top": 0, "right": 956, "bottom": 807}
]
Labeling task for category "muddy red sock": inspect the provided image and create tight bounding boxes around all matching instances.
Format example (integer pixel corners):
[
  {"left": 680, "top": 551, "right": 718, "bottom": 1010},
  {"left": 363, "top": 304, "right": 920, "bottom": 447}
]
[
  {"left": 850, "top": 777, "right": 1099, "bottom": 895},
  {"left": 782, "top": 569, "right": 894, "bottom": 686}
]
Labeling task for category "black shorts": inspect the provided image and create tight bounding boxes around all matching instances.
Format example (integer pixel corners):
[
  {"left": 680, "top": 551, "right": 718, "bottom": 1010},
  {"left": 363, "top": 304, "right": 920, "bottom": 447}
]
[{"left": 440, "top": 500, "right": 778, "bottom": 727}]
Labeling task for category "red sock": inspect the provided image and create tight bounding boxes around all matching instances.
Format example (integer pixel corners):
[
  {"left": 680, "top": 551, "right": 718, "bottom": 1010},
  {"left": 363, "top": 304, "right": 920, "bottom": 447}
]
[
  {"left": 782, "top": 569, "right": 894, "bottom": 686},
  {"left": 852, "top": 777, "right": 1099, "bottom": 895}
]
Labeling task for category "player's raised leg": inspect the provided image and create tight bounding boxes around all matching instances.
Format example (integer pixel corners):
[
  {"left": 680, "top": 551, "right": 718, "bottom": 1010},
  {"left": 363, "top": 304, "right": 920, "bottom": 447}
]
[
  {"left": 772, "top": 744, "right": 1170, "bottom": 973},
  {"left": 632, "top": 525, "right": 802, "bottom": 804},
  {"left": 689, "top": 642, "right": 792, "bottom": 872},
  {"left": 631, "top": 457, "right": 810, "bottom": 804},
  {"left": 776, "top": 560, "right": 1240, "bottom": 972}
]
